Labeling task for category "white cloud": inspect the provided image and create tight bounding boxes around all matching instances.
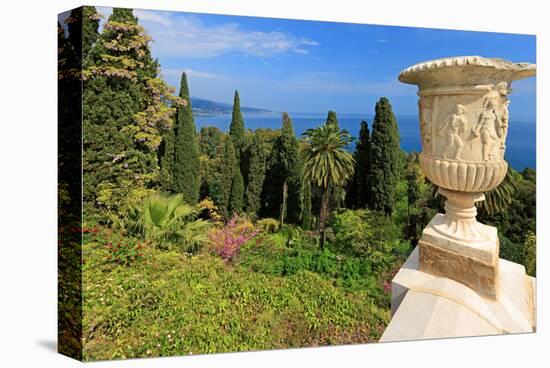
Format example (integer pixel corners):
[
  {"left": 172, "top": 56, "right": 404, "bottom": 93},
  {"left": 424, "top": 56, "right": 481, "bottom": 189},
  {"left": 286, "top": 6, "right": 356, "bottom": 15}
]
[
  {"left": 140, "top": 13, "right": 319, "bottom": 58},
  {"left": 93, "top": 7, "right": 318, "bottom": 58},
  {"left": 134, "top": 10, "right": 172, "bottom": 26}
]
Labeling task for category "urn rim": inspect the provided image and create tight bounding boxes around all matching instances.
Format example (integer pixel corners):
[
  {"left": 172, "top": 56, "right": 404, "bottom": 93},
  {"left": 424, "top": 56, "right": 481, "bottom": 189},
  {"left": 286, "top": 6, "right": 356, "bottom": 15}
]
[{"left": 398, "top": 56, "right": 536, "bottom": 87}]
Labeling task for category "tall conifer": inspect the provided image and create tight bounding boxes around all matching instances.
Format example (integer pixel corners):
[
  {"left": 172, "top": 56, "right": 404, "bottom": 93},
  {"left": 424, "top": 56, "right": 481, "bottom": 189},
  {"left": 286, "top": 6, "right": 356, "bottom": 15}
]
[
  {"left": 229, "top": 90, "right": 246, "bottom": 161},
  {"left": 262, "top": 113, "right": 302, "bottom": 224},
  {"left": 173, "top": 72, "right": 200, "bottom": 204},
  {"left": 326, "top": 110, "right": 340, "bottom": 128},
  {"left": 244, "top": 133, "right": 268, "bottom": 218},
  {"left": 229, "top": 170, "right": 245, "bottom": 215},
  {"left": 367, "top": 97, "right": 401, "bottom": 216},
  {"left": 209, "top": 136, "right": 238, "bottom": 218},
  {"left": 346, "top": 120, "right": 371, "bottom": 208},
  {"left": 67, "top": 6, "right": 100, "bottom": 62}
]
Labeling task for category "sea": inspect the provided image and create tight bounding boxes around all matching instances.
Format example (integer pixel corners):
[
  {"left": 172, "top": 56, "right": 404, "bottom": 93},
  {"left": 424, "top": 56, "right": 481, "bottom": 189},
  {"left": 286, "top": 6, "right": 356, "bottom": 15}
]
[{"left": 194, "top": 112, "right": 536, "bottom": 171}]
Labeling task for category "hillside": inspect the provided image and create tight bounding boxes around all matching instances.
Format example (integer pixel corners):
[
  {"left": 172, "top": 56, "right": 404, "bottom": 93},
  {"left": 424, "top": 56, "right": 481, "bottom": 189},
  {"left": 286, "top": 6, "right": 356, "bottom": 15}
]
[{"left": 191, "top": 97, "right": 272, "bottom": 115}]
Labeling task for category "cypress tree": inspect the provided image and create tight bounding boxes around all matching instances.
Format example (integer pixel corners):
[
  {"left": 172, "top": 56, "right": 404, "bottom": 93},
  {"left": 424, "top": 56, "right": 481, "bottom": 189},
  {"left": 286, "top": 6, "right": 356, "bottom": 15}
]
[
  {"left": 301, "top": 180, "right": 313, "bottom": 230},
  {"left": 173, "top": 72, "right": 200, "bottom": 204},
  {"left": 262, "top": 112, "right": 302, "bottom": 224},
  {"left": 244, "top": 133, "right": 268, "bottom": 218},
  {"left": 83, "top": 8, "right": 181, "bottom": 214},
  {"left": 326, "top": 110, "right": 340, "bottom": 128},
  {"left": 346, "top": 120, "right": 371, "bottom": 208},
  {"left": 209, "top": 136, "right": 238, "bottom": 218},
  {"left": 367, "top": 97, "right": 401, "bottom": 216},
  {"left": 229, "top": 90, "right": 246, "bottom": 161},
  {"left": 229, "top": 169, "right": 245, "bottom": 215}
]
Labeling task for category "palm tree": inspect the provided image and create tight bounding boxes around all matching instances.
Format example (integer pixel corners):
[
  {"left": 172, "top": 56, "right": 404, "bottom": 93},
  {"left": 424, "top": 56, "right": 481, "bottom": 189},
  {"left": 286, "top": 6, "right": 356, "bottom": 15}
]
[{"left": 300, "top": 123, "right": 355, "bottom": 248}]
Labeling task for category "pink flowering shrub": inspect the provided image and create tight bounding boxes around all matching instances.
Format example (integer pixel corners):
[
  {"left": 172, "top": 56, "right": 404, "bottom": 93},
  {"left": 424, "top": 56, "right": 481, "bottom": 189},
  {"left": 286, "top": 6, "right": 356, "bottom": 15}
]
[{"left": 208, "top": 215, "right": 259, "bottom": 262}]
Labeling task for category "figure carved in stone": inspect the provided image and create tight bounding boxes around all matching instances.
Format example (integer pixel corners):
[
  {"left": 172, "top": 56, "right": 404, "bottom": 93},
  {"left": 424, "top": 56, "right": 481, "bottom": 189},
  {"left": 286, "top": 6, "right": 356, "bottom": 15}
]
[
  {"left": 497, "top": 82, "right": 511, "bottom": 151},
  {"left": 500, "top": 100, "right": 510, "bottom": 150},
  {"left": 438, "top": 104, "right": 466, "bottom": 160},
  {"left": 473, "top": 99, "right": 502, "bottom": 161}
]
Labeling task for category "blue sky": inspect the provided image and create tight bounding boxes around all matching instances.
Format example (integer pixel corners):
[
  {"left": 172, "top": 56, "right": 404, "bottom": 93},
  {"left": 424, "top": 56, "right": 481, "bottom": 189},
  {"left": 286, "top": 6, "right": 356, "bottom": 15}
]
[{"left": 96, "top": 7, "right": 536, "bottom": 120}]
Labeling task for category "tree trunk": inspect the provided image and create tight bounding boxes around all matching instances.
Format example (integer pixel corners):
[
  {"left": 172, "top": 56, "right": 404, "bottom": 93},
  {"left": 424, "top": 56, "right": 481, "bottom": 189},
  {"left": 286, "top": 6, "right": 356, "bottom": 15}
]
[
  {"left": 280, "top": 179, "right": 288, "bottom": 228},
  {"left": 319, "top": 186, "right": 329, "bottom": 250}
]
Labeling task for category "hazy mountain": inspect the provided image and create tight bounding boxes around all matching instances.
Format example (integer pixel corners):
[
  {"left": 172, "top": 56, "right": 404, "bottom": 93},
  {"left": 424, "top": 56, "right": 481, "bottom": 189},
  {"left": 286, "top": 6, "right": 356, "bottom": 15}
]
[{"left": 190, "top": 97, "right": 272, "bottom": 115}]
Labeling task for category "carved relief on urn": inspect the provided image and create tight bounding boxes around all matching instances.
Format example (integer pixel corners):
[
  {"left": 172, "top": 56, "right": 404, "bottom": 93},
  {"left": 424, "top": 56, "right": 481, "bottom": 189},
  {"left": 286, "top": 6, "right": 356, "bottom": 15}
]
[
  {"left": 398, "top": 56, "right": 536, "bottom": 299},
  {"left": 400, "top": 56, "right": 534, "bottom": 193}
]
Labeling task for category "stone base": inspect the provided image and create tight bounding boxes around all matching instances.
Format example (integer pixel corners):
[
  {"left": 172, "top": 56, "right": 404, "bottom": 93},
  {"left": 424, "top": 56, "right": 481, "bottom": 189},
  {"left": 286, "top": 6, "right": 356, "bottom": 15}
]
[
  {"left": 419, "top": 213, "right": 499, "bottom": 299},
  {"left": 380, "top": 247, "right": 536, "bottom": 342}
]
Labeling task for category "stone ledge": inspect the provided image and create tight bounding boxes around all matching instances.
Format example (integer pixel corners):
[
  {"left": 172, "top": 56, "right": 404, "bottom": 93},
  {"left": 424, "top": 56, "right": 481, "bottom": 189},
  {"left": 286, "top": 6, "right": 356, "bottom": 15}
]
[{"left": 380, "top": 247, "right": 535, "bottom": 342}]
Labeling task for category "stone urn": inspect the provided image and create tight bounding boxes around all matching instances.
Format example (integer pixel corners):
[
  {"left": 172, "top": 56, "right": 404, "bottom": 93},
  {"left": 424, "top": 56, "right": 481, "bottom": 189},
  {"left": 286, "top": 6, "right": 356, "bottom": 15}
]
[{"left": 398, "top": 56, "right": 536, "bottom": 299}]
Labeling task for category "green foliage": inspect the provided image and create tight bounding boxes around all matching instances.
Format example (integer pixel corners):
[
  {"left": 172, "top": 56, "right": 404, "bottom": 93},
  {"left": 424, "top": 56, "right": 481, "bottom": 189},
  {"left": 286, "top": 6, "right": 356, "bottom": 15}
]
[
  {"left": 330, "top": 209, "right": 408, "bottom": 268},
  {"left": 478, "top": 167, "right": 535, "bottom": 244},
  {"left": 66, "top": 6, "right": 100, "bottom": 63},
  {"left": 159, "top": 122, "right": 175, "bottom": 192},
  {"left": 524, "top": 231, "right": 536, "bottom": 276},
  {"left": 83, "top": 8, "right": 181, "bottom": 216},
  {"left": 404, "top": 154, "right": 423, "bottom": 241},
  {"left": 326, "top": 110, "right": 340, "bottom": 128},
  {"left": 238, "top": 226, "right": 401, "bottom": 303},
  {"left": 208, "top": 136, "right": 239, "bottom": 218},
  {"left": 300, "top": 121, "right": 355, "bottom": 247},
  {"left": 498, "top": 234, "right": 524, "bottom": 265},
  {"left": 262, "top": 113, "right": 302, "bottom": 224},
  {"left": 346, "top": 120, "right": 371, "bottom": 208},
  {"left": 109, "top": 194, "right": 209, "bottom": 252},
  {"left": 244, "top": 133, "right": 268, "bottom": 217},
  {"left": 367, "top": 97, "right": 401, "bottom": 216},
  {"left": 82, "top": 243, "right": 389, "bottom": 360},
  {"left": 478, "top": 168, "right": 517, "bottom": 215},
  {"left": 105, "top": 240, "right": 145, "bottom": 266},
  {"left": 301, "top": 123, "right": 355, "bottom": 189},
  {"left": 172, "top": 72, "right": 200, "bottom": 203},
  {"left": 256, "top": 218, "right": 280, "bottom": 234},
  {"left": 301, "top": 180, "right": 313, "bottom": 230},
  {"left": 229, "top": 169, "right": 245, "bottom": 215},
  {"left": 229, "top": 90, "right": 246, "bottom": 161}
]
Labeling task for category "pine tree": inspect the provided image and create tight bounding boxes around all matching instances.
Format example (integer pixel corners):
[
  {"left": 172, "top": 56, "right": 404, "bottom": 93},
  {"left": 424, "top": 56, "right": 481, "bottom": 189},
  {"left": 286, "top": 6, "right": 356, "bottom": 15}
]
[
  {"left": 244, "top": 133, "right": 268, "bottom": 218},
  {"left": 367, "top": 97, "right": 401, "bottom": 216},
  {"left": 229, "top": 90, "right": 246, "bottom": 162},
  {"left": 83, "top": 8, "right": 182, "bottom": 214},
  {"left": 262, "top": 112, "right": 302, "bottom": 225},
  {"left": 346, "top": 120, "right": 371, "bottom": 208},
  {"left": 172, "top": 72, "right": 200, "bottom": 204},
  {"left": 209, "top": 136, "right": 238, "bottom": 218}
]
